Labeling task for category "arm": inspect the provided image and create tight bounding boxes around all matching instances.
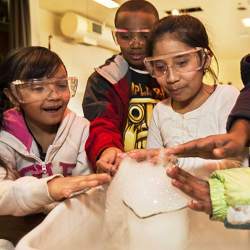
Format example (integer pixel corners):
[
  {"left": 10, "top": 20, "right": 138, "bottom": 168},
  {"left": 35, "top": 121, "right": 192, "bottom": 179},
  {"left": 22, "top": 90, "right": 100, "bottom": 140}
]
[
  {"left": 227, "top": 85, "right": 250, "bottom": 132},
  {"left": 0, "top": 145, "right": 52, "bottom": 216},
  {"left": 167, "top": 86, "right": 249, "bottom": 160},
  {"left": 240, "top": 54, "right": 250, "bottom": 87},
  {"left": 209, "top": 168, "right": 250, "bottom": 229},
  {"left": 0, "top": 155, "right": 55, "bottom": 216},
  {"left": 226, "top": 54, "right": 250, "bottom": 129},
  {"left": 129, "top": 87, "right": 246, "bottom": 166},
  {"left": 126, "top": 122, "right": 248, "bottom": 165},
  {"left": 165, "top": 87, "right": 243, "bottom": 175},
  {"left": 83, "top": 72, "right": 130, "bottom": 170},
  {"left": 167, "top": 166, "right": 250, "bottom": 229},
  {"left": 0, "top": 144, "right": 111, "bottom": 216},
  {"left": 166, "top": 119, "right": 250, "bottom": 159}
]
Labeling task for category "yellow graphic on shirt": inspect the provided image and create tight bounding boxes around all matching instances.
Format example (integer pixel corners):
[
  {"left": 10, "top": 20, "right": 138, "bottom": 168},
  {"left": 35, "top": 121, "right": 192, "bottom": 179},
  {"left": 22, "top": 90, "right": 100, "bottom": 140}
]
[{"left": 124, "top": 98, "right": 159, "bottom": 152}]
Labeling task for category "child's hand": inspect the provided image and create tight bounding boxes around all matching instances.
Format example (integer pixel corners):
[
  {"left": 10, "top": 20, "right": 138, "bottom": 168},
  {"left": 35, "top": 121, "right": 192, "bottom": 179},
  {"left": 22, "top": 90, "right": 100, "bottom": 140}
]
[
  {"left": 96, "top": 147, "right": 122, "bottom": 176},
  {"left": 126, "top": 148, "right": 160, "bottom": 162},
  {"left": 47, "top": 173, "right": 111, "bottom": 201},
  {"left": 167, "top": 166, "right": 212, "bottom": 215},
  {"left": 166, "top": 119, "right": 250, "bottom": 159}
]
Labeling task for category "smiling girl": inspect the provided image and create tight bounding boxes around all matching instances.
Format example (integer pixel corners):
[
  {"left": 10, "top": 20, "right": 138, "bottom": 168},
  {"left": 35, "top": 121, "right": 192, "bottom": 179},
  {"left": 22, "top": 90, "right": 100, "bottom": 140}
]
[{"left": 0, "top": 46, "right": 110, "bottom": 216}]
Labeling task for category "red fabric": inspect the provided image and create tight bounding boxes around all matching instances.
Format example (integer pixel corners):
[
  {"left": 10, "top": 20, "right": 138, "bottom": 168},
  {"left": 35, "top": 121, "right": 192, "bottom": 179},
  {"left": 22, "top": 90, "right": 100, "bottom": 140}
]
[{"left": 85, "top": 77, "right": 130, "bottom": 169}]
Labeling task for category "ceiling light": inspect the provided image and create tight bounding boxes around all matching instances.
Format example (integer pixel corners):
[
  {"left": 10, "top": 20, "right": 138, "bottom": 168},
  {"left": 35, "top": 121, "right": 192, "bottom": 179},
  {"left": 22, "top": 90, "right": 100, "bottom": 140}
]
[
  {"left": 242, "top": 17, "right": 250, "bottom": 27},
  {"left": 166, "top": 7, "right": 203, "bottom": 15},
  {"left": 94, "top": 0, "right": 119, "bottom": 9},
  {"left": 171, "top": 9, "right": 180, "bottom": 15}
]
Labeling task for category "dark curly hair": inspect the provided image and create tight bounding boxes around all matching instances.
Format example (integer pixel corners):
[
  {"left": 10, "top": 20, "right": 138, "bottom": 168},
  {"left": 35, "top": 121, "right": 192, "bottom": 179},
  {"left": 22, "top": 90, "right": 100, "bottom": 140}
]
[{"left": 114, "top": 0, "right": 159, "bottom": 27}]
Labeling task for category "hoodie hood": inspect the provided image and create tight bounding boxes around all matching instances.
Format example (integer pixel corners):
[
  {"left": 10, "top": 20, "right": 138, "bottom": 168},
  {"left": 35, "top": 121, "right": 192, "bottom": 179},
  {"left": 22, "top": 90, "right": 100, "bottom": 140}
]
[{"left": 96, "top": 54, "right": 129, "bottom": 84}]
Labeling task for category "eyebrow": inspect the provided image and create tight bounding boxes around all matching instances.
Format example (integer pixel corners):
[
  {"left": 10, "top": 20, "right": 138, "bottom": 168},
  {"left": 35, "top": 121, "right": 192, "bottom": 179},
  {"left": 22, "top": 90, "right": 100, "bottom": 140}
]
[{"left": 114, "top": 28, "right": 151, "bottom": 32}]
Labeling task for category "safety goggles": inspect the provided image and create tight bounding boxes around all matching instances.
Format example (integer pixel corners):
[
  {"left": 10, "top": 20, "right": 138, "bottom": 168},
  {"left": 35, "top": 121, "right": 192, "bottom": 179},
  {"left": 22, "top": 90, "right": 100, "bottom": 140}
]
[
  {"left": 144, "top": 47, "right": 208, "bottom": 78},
  {"left": 10, "top": 77, "right": 78, "bottom": 104},
  {"left": 112, "top": 28, "right": 151, "bottom": 46}
]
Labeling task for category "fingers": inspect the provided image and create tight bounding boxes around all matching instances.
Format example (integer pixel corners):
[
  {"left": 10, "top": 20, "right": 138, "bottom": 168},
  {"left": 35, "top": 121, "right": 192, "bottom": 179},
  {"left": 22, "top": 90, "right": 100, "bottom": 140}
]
[
  {"left": 171, "top": 178, "right": 197, "bottom": 199},
  {"left": 213, "top": 148, "right": 227, "bottom": 158},
  {"left": 96, "top": 147, "right": 122, "bottom": 175},
  {"left": 51, "top": 173, "right": 112, "bottom": 200},
  {"left": 109, "top": 164, "right": 119, "bottom": 176},
  {"left": 167, "top": 167, "right": 210, "bottom": 201},
  {"left": 96, "top": 160, "right": 114, "bottom": 173},
  {"left": 164, "top": 132, "right": 241, "bottom": 160},
  {"left": 167, "top": 166, "right": 200, "bottom": 184},
  {"left": 64, "top": 174, "right": 111, "bottom": 198},
  {"left": 213, "top": 140, "right": 240, "bottom": 158},
  {"left": 82, "top": 173, "right": 111, "bottom": 183},
  {"left": 96, "top": 160, "right": 119, "bottom": 176},
  {"left": 127, "top": 149, "right": 159, "bottom": 161},
  {"left": 126, "top": 149, "right": 148, "bottom": 161},
  {"left": 169, "top": 176, "right": 212, "bottom": 215},
  {"left": 166, "top": 142, "right": 199, "bottom": 157},
  {"left": 188, "top": 200, "right": 212, "bottom": 215}
]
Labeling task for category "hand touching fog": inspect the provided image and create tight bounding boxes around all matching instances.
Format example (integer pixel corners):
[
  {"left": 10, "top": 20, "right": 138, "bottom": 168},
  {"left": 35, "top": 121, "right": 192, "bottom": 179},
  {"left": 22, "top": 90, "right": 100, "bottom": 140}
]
[
  {"left": 166, "top": 166, "right": 212, "bottom": 215},
  {"left": 48, "top": 173, "right": 111, "bottom": 201}
]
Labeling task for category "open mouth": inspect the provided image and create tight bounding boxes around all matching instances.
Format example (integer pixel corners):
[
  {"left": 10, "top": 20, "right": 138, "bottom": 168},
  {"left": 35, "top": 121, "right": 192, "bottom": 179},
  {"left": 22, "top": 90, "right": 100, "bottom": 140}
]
[
  {"left": 130, "top": 53, "right": 145, "bottom": 61},
  {"left": 42, "top": 105, "right": 63, "bottom": 113}
]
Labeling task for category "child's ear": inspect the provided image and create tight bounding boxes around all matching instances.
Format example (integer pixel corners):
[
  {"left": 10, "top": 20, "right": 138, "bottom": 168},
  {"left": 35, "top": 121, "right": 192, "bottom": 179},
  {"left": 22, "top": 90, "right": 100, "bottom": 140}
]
[
  {"left": 204, "top": 52, "right": 212, "bottom": 70},
  {"left": 3, "top": 88, "right": 20, "bottom": 109}
]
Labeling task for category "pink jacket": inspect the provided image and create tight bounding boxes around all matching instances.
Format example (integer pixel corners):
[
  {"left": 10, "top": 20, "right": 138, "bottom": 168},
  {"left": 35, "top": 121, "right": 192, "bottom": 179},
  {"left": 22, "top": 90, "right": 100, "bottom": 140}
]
[{"left": 0, "top": 108, "right": 91, "bottom": 216}]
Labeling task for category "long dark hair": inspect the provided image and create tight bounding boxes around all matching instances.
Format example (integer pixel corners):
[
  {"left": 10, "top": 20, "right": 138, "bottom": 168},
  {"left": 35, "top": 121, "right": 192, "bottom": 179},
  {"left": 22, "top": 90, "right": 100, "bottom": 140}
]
[
  {"left": 147, "top": 15, "right": 218, "bottom": 83},
  {"left": 0, "top": 46, "right": 66, "bottom": 176}
]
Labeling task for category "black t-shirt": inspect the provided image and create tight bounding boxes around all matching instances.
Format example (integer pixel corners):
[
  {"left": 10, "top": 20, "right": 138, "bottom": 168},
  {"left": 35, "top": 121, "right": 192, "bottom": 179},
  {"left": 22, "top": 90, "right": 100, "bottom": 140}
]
[{"left": 123, "top": 68, "right": 166, "bottom": 151}]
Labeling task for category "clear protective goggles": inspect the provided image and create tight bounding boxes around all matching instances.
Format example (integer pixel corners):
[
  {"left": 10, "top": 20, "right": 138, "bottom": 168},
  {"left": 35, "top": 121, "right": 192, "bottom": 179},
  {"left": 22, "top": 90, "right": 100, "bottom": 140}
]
[
  {"left": 10, "top": 77, "right": 78, "bottom": 104},
  {"left": 144, "top": 47, "right": 208, "bottom": 78},
  {"left": 112, "top": 28, "right": 151, "bottom": 46}
]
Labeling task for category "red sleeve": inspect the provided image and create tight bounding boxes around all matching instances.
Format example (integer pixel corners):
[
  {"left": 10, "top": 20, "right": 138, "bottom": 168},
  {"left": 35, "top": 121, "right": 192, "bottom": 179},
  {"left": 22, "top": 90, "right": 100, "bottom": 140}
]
[{"left": 83, "top": 73, "right": 130, "bottom": 169}]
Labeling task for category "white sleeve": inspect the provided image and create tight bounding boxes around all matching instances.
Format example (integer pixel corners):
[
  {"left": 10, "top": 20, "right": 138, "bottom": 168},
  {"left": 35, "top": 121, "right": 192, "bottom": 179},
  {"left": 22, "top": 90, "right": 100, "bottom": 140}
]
[
  {"left": 73, "top": 119, "right": 92, "bottom": 175},
  {"left": 0, "top": 144, "right": 57, "bottom": 216},
  {"left": 227, "top": 205, "right": 250, "bottom": 225},
  {"left": 178, "top": 157, "right": 242, "bottom": 178},
  {"left": 146, "top": 107, "right": 164, "bottom": 149},
  {"left": 217, "top": 86, "right": 239, "bottom": 132},
  {"left": 0, "top": 175, "right": 56, "bottom": 216},
  {"left": 179, "top": 87, "right": 243, "bottom": 177}
]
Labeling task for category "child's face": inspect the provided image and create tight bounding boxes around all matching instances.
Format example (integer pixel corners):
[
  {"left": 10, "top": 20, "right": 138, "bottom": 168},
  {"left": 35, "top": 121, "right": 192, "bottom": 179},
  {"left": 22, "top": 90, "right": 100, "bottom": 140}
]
[
  {"left": 20, "top": 66, "right": 70, "bottom": 129},
  {"left": 116, "top": 11, "right": 157, "bottom": 69},
  {"left": 153, "top": 34, "right": 208, "bottom": 104}
]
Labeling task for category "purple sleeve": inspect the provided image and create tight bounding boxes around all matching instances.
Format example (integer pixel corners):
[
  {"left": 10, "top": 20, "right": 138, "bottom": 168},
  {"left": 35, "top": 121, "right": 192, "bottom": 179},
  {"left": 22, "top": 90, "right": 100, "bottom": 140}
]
[
  {"left": 226, "top": 54, "right": 250, "bottom": 130},
  {"left": 227, "top": 85, "right": 250, "bottom": 130},
  {"left": 240, "top": 54, "right": 250, "bottom": 86}
]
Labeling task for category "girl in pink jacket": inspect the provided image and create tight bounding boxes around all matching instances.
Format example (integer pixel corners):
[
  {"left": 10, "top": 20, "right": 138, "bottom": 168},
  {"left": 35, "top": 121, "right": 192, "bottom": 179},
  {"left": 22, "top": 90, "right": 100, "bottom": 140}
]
[{"left": 0, "top": 46, "right": 111, "bottom": 216}]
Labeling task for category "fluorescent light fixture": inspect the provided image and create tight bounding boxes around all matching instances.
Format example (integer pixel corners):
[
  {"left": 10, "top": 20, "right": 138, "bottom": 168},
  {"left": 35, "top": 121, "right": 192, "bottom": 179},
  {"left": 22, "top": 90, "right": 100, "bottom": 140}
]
[
  {"left": 171, "top": 9, "right": 180, "bottom": 16},
  {"left": 94, "top": 0, "right": 119, "bottom": 9},
  {"left": 242, "top": 17, "right": 250, "bottom": 27}
]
